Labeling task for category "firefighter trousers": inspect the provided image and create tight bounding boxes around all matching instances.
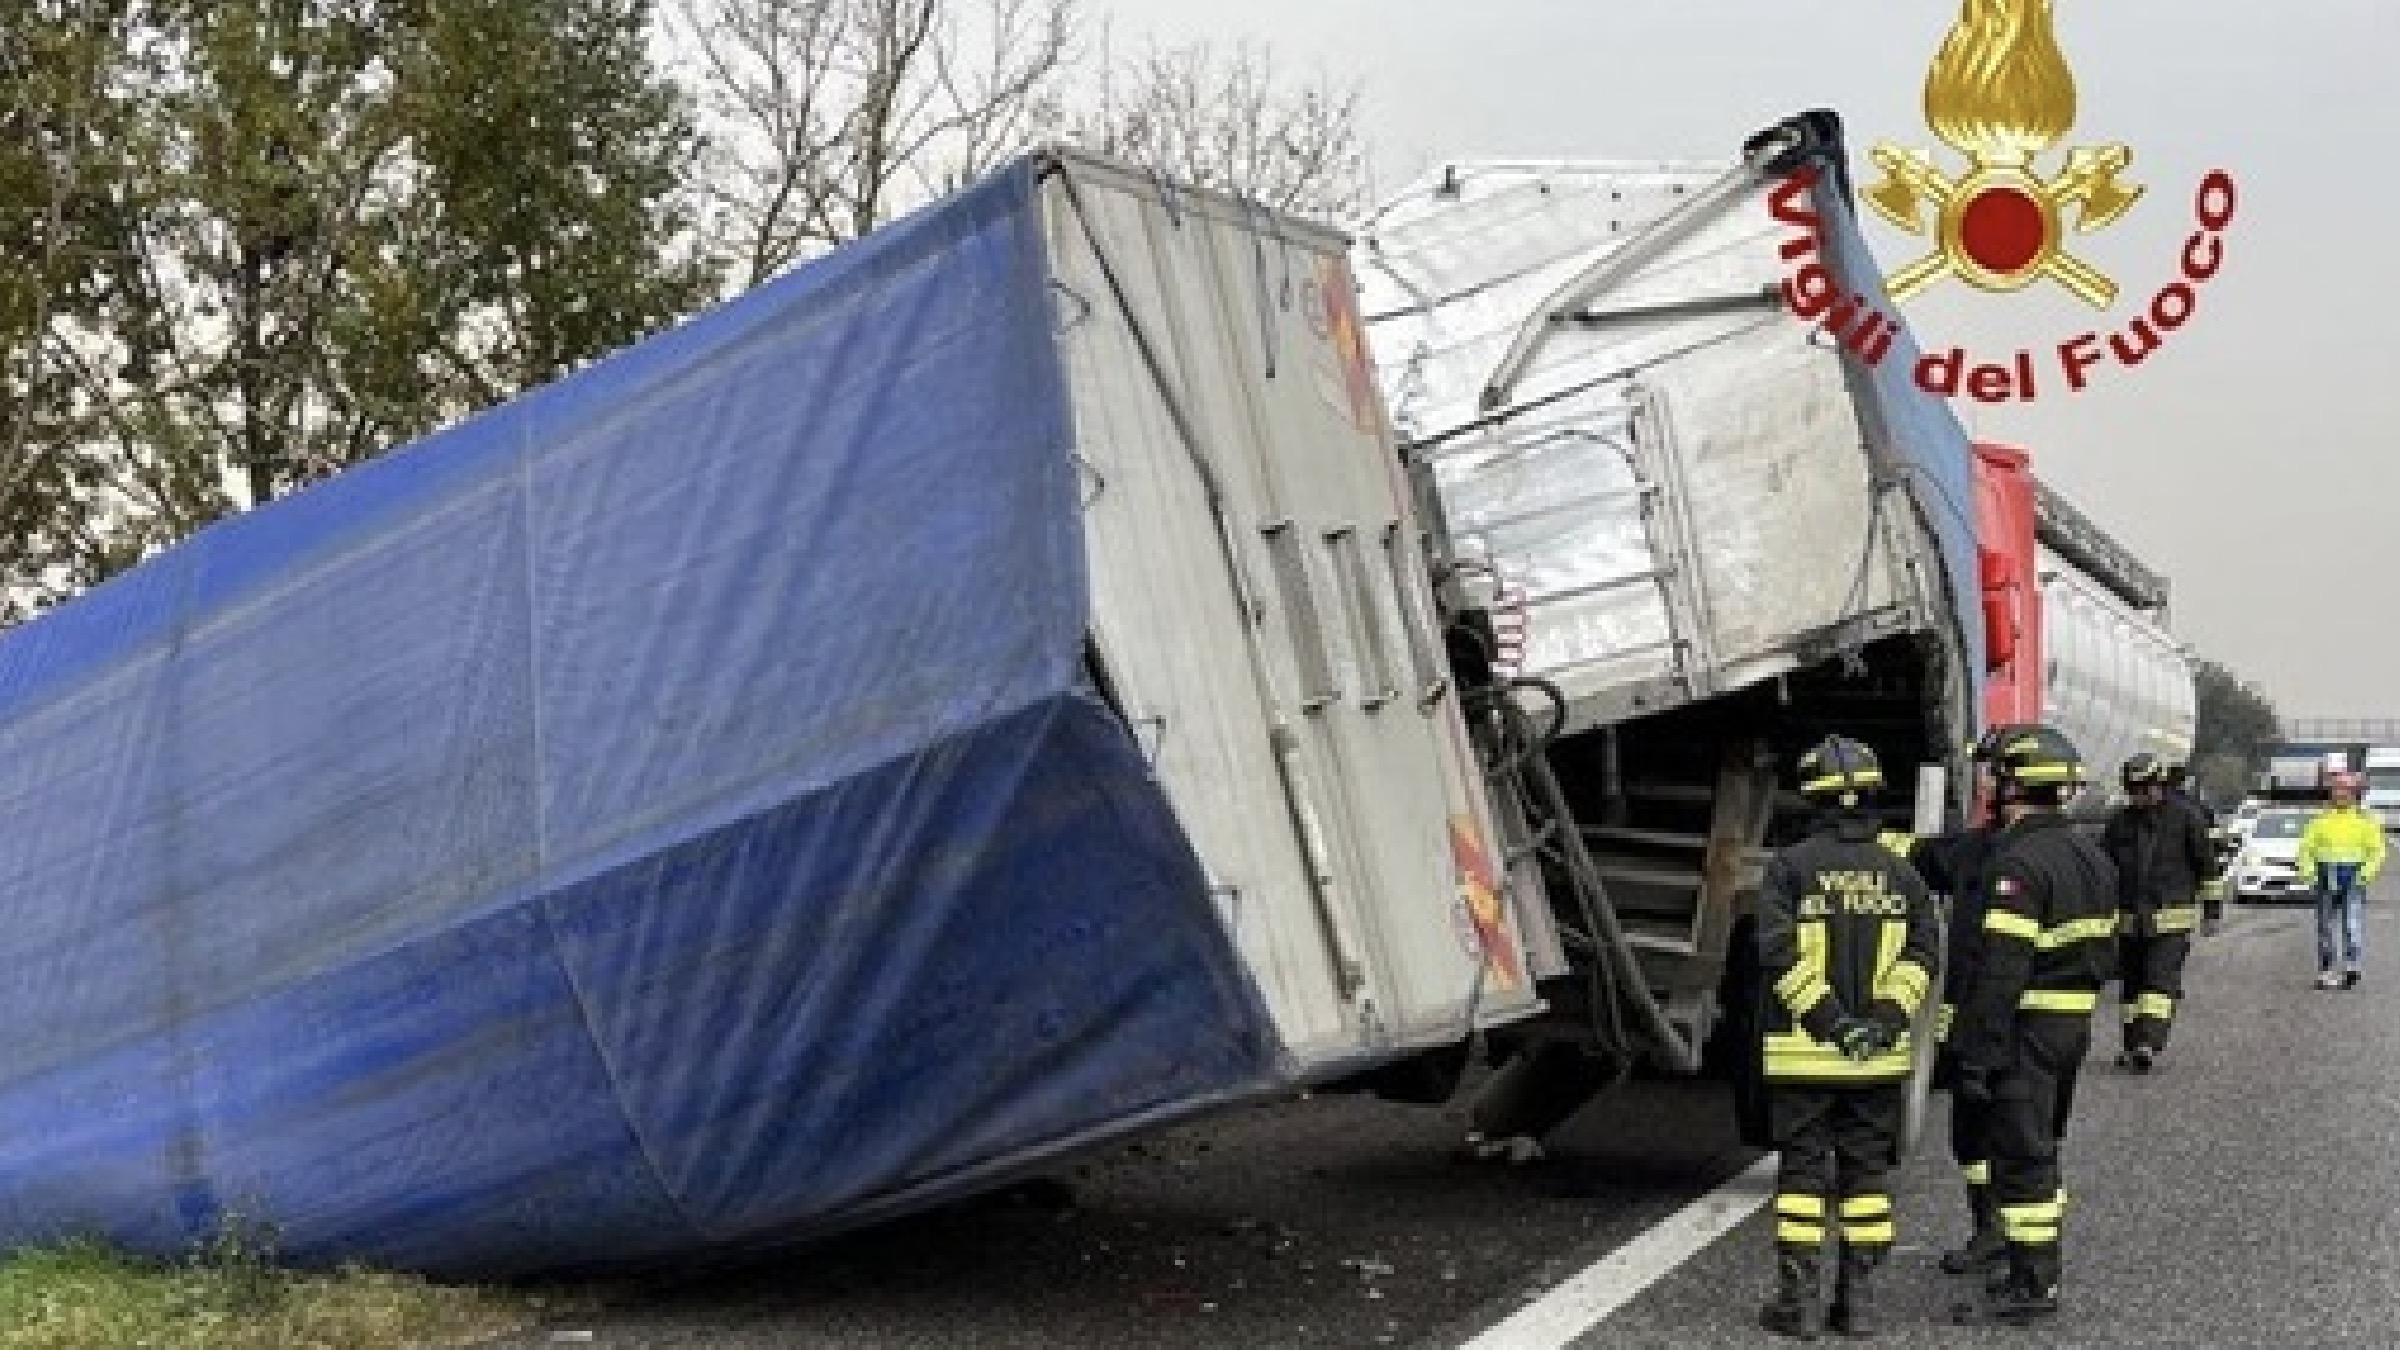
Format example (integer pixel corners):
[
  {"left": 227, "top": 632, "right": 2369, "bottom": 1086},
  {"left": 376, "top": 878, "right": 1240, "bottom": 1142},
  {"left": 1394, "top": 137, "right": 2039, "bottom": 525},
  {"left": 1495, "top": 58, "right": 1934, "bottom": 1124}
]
[
  {"left": 1986, "top": 1011, "right": 2091, "bottom": 1260},
  {"left": 2117, "top": 930, "right": 2190, "bottom": 1055},
  {"left": 1768, "top": 1084, "right": 1904, "bottom": 1258},
  {"left": 1947, "top": 1061, "right": 1995, "bottom": 1191}
]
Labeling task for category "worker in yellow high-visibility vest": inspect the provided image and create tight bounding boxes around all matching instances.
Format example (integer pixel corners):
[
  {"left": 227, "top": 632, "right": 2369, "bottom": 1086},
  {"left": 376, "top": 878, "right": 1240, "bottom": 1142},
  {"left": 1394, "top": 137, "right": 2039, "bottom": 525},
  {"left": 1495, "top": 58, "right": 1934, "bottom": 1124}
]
[{"left": 2297, "top": 774, "right": 2386, "bottom": 990}]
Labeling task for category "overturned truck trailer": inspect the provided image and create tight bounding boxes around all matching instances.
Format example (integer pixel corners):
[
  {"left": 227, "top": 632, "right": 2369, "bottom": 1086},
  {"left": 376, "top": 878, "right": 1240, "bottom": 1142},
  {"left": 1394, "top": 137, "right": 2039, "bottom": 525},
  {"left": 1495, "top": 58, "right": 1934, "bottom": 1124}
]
[
  {"left": 0, "top": 151, "right": 1547, "bottom": 1277},
  {"left": 1354, "top": 111, "right": 1987, "bottom": 1142}
]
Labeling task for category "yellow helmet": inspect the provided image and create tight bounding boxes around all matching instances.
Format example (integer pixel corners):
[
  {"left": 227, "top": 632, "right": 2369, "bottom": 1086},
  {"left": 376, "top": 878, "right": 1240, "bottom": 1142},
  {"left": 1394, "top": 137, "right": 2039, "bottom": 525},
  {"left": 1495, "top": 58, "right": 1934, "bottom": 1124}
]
[{"left": 1991, "top": 725, "right": 2086, "bottom": 795}]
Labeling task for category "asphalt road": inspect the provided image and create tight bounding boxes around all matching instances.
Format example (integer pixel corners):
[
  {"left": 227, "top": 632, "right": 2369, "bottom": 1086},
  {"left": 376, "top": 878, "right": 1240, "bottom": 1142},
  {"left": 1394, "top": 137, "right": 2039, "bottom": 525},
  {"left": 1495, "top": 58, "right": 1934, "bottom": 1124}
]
[
  {"left": 479, "top": 880, "right": 2392, "bottom": 1349},
  {"left": 1581, "top": 879, "right": 2400, "bottom": 1348}
]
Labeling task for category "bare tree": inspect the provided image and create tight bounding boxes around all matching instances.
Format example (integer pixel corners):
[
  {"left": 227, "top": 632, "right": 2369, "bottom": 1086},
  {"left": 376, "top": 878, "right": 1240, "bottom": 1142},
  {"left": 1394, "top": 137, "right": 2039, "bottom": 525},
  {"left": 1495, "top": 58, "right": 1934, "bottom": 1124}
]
[
  {"left": 1061, "top": 34, "right": 1371, "bottom": 225},
  {"left": 673, "top": 0, "right": 1076, "bottom": 288}
]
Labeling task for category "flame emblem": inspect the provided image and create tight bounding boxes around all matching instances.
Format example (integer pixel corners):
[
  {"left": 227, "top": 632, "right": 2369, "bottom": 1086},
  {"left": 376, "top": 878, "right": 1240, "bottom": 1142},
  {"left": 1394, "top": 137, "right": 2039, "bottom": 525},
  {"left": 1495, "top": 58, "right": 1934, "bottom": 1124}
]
[{"left": 1864, "top": 0, "right": 2143, "bottom": 307}]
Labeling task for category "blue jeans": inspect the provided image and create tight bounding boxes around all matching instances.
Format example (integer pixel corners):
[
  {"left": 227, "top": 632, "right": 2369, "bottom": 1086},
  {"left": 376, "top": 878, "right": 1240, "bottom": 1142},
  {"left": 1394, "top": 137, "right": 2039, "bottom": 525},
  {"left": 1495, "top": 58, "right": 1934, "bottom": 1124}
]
[{"left": 2314, "top": 863, "right": 2366, "bottom": 971}]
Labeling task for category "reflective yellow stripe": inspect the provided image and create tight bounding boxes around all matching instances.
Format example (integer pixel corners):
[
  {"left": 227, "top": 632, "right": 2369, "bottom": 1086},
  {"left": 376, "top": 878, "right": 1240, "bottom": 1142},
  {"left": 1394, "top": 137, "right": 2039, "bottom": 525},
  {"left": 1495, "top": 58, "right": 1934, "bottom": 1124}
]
[
  {"left": 2020, "top": 988, "right": 2099, "bottom": 1013},
  {"left": 1763, "top": 1033, "right": 1914, "bottom": 1081},
  {"left": 1802, "top": 771, "right": 1883, "bottom": 793},
  {"left": 1778, "top": 917, "right": 1832, "bottom": 1021},
  {"left": 1878, "top": 915, "right": 1931, "bottom": 1013},
  {"left": 1985, "top": 910, "right": 2040, "bottom": 941},
  {"left": 1838, "top": 1195, "right": 1891, "bottom": 1219},
  {"left": 1870, "top": 918, "right": 1904, "bottom": 1011},
  {"left": 2153, "top": 906, "right": 2200, "bottom": 933},
  {"left": 2137, "top": 991, "right": 2177, "bottom": 1021},
  {"left": 1881, "top": 962, "right": 1931, "bottom": 1015},
  {"left": 1999, "top": 1198, "right": 2063, "bottom": 1245},
  {"left": 1878, "top": 830, "right": 1914, "bottom": 858},
  {"left": 1936, "top": 1002, "right": 1956, "bottom": 1043},
  {"left": 1999, "top": 1199, "right": 2063, "bottom": 1226},
  {"left": 2000, "top": 1198, "right": 2063, "bottom": 1222},
  {"left": 1841, "top": 1219, "right": 1896, "bottom": 1244},
  {"left": 2038, "top": 915, "right": 2118, "bottom": 948},
  {"left": 1776, "top": 960, "right": 1824, "bottom": 1004},
  {"left": 1776, "top": 1191, "right": 1829, "bottom": 1244},
  {"left": 1962, "top": 1161, "right": 1991, "bottom": 1186}
]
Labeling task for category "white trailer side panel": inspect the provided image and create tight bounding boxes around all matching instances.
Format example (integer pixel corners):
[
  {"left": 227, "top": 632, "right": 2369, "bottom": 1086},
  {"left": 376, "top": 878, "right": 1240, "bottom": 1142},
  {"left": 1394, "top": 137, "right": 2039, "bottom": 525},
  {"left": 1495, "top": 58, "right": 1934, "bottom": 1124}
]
[
  {"left": 1356, "top": 162, "right": 1929, "bottom": 733},
  {"left": 1039, "top": 154, "right": 1547, "bottom": 1072}
]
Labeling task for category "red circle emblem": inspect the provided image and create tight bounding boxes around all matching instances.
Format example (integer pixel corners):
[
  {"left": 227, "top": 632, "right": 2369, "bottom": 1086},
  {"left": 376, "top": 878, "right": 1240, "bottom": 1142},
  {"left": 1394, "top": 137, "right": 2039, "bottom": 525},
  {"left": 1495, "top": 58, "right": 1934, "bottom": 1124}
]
[{"left": 1957, "top": 186, "right": 2047, "bottom": 276}]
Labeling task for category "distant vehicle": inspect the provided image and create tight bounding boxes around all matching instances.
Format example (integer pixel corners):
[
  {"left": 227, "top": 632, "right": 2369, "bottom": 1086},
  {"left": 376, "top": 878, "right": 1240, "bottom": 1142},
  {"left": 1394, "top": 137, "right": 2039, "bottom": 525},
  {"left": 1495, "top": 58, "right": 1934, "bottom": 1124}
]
[
  {"left": 2262, "top": 742, "right": 2363, "bottom": 798},
  {"left": 2362, "top": 747, "right": 2400, "bottom": 831},
  {"left": 2233, "top": 806, "right": 2316, "bottom": 903},
  {"left": 2226, "top": 798, "right": 2264, "bottom": 845}
]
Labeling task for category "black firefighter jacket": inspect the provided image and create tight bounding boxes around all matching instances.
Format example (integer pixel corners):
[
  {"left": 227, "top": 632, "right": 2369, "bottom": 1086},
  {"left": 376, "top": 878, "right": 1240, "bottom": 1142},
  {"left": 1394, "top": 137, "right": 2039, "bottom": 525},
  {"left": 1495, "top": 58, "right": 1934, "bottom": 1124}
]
[
  {"left": 1953, "top": 812, "right": 2120, "bottom": 1076},
  {"left": 1757, "top": 813, "right": 1940, "bottom": 1086},
  {"left": 2101, "top": 797, "right": 2217, "bottom": 937},
  {"left": 1908, "top": 823, "right": 2001, "bottom": 1047}
]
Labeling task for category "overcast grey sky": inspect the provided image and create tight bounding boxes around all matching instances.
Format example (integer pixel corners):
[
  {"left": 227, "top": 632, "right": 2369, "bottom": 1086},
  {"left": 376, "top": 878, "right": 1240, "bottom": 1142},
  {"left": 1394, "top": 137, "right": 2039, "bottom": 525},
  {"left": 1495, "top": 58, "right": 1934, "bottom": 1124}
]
[{"left": 1096, "top": 0, "right": 2389, "bottom": 719}]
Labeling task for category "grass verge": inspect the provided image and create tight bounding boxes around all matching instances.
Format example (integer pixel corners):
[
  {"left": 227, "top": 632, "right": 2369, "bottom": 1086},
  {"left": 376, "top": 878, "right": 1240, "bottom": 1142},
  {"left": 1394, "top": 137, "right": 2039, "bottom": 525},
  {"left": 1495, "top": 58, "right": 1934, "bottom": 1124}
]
[{"left": 0, "top": 1229, "right": 569, "bottom": 1350}]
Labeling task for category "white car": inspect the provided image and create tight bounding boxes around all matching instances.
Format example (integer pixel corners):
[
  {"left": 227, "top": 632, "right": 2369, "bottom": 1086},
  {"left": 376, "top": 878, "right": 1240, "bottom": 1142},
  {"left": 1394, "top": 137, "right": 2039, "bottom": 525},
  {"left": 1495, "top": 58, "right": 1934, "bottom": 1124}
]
[{"left": 2233, "top": 807, "right": 2313, "bottom": 903}]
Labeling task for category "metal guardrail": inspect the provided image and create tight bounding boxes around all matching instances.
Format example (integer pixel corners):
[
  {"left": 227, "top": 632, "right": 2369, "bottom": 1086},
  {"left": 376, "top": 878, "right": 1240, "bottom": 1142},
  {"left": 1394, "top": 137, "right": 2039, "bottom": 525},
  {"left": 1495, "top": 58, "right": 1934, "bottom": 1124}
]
[{"left": 2285, "top": 719, "right": 2400, "bottom": 742}]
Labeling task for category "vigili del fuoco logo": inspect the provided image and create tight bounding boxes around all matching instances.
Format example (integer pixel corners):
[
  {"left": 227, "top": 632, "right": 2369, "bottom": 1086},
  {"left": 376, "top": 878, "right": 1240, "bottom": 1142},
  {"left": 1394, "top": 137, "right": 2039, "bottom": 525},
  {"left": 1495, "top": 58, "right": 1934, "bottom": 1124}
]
[{"left": 1769, "top": 0, "right": 2237, "bottom": 403}]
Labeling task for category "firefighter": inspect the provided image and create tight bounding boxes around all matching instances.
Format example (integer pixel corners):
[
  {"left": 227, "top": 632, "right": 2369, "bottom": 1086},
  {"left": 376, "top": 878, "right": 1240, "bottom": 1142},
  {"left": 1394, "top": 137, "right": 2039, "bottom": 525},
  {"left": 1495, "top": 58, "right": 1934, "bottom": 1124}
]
[
  {"left": 2297, "top": 772, "right": 2387, "bottom": 989},
  {"left": 2163, "top": 762, "right": 2233, "bottom": 934},
  {"left": 2102, "top": 753, "right": 2217, "bottom": 1072},
  {"left": 1755, "top": 736, "right": 1939, "bottom": 1340},
  {"left": 1908, "top": 724, "right": 2033, "bottom": 1281},
  {"left": 1949, "top": 725, "right": 2118, "bottom": 1326}
]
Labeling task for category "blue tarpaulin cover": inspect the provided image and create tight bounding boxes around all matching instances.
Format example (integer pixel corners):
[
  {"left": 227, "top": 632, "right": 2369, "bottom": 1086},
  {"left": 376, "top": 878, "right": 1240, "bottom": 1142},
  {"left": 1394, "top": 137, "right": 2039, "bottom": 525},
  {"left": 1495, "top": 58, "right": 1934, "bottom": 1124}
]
[
  {"left": 1802, "top": 116, "right": 1987, "bottom": 720},
  {"left": 0, "top": 159, "right": 1280, "bottom": 1276}
]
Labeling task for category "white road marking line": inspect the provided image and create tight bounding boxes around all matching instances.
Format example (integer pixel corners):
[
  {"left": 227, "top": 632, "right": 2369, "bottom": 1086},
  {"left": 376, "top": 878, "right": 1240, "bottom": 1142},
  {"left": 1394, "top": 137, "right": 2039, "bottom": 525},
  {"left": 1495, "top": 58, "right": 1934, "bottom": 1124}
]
[{"left": 1456, "top": 1154, "right": 1778, "bottom": 1350}]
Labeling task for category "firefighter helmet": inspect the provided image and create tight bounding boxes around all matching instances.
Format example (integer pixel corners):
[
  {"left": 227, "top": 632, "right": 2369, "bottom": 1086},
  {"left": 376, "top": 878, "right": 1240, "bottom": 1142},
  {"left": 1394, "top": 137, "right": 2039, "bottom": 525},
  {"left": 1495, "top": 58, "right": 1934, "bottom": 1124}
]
[
  {"left": 1989, "top": 724, "right": 2085, "bottom": 799},
  {"left": 1797, "top": 735, "right": 1884, "bottom": 804},
  {"left": 2121, "top": 752, "right": 2169, "bottom": 789},
  {"left": 1971, "top": 723, "right": 2040, "bottom": 764}
]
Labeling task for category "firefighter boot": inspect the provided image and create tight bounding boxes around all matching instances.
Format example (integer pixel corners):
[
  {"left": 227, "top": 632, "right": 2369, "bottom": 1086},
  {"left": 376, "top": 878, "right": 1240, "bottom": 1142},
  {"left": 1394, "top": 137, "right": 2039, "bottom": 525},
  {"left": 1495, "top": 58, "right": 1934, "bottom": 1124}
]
[
  {"left": 1827, "top": 1246, "right": 1883, "bottom": 1338},
  {"left": 1983, "top": 1243, "right": 2062, "bottom": 1324},
  {"left": 1759, "top": 1251, "right": 1825, "bottom": 1340},
  {"left": 1938, "top": 1185, "right": 2005, "bottom": 1275}
]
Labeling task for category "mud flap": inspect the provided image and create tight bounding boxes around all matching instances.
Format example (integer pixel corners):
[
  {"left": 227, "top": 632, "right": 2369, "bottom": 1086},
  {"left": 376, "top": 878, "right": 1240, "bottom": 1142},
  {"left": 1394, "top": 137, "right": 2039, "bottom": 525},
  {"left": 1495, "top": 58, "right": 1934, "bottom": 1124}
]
[
  {"left": 1893, "top": 899, "right": 1948, "bottom": 1156},
  {"left": 1899, "top": 767, "right": 1952, "bottom": 1157}
]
